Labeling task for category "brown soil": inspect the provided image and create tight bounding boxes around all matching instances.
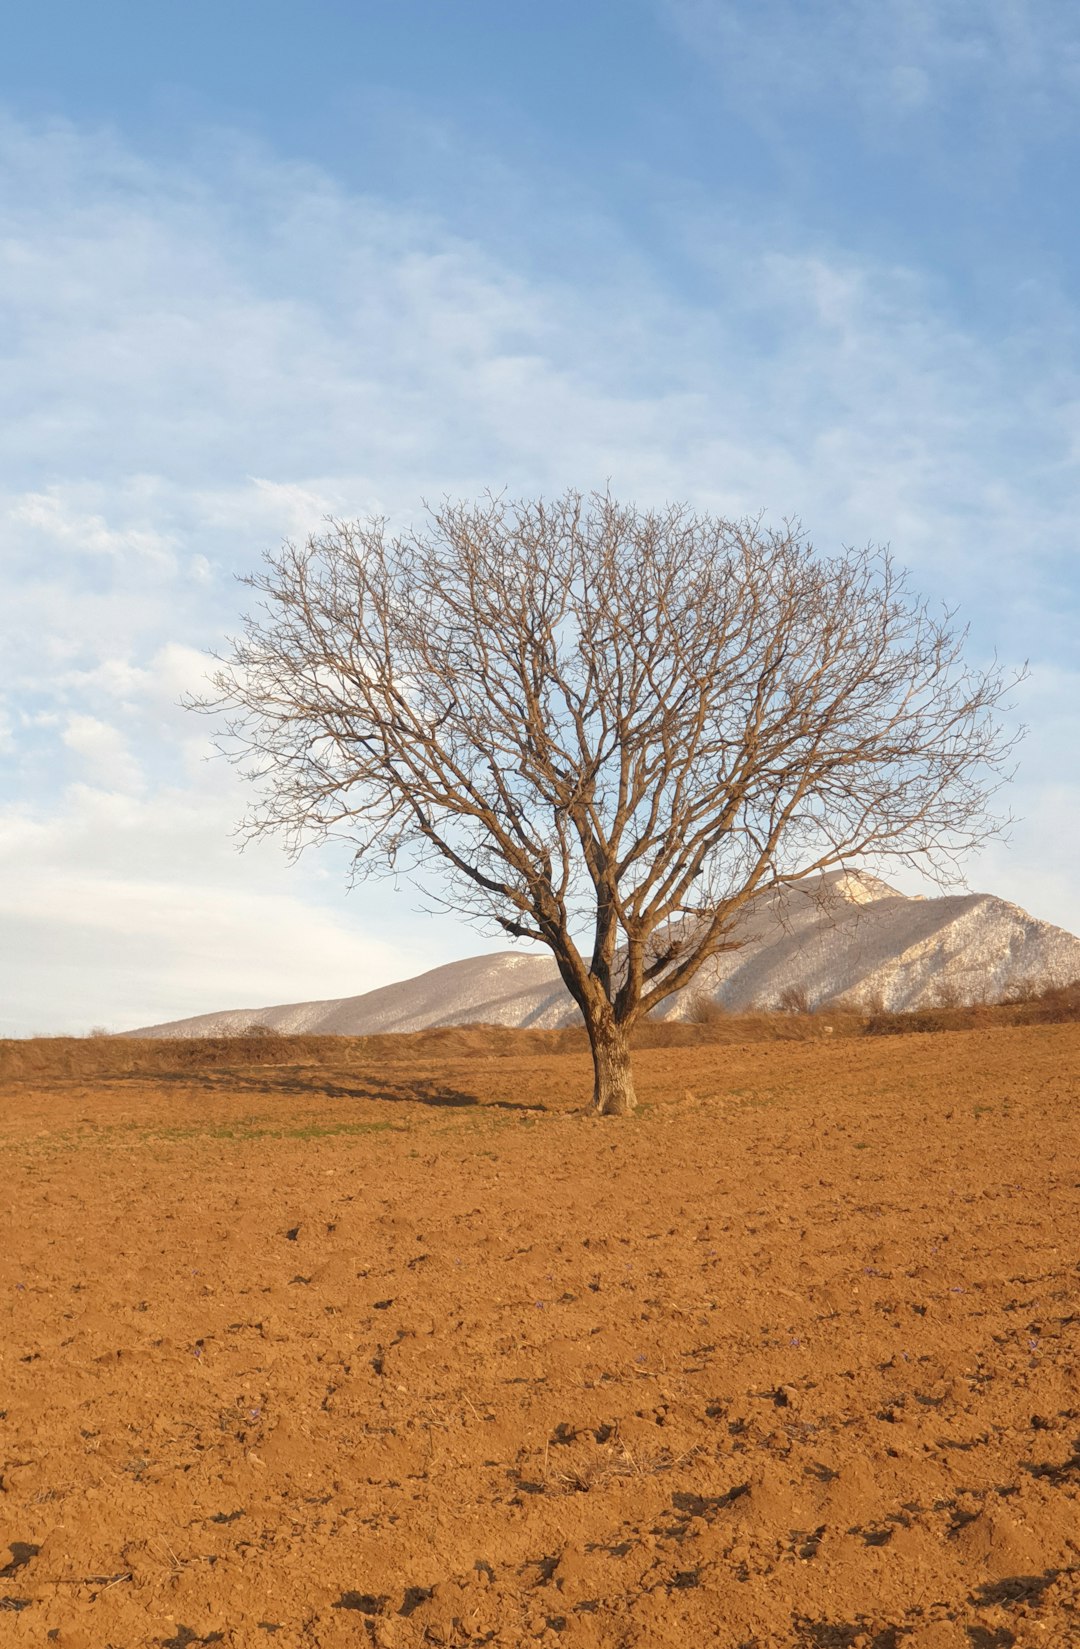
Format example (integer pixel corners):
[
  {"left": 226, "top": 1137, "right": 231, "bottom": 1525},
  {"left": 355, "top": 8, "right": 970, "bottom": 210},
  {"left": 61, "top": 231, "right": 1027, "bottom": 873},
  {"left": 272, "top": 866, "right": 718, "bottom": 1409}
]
[{"left": 1, "top": 1024, "right": 1078, "bottom": 1648}]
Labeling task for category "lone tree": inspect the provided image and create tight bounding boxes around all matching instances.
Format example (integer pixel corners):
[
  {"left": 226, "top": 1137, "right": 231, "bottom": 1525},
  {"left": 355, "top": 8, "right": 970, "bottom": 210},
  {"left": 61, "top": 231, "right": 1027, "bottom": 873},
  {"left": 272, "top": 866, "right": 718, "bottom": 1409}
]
[{"left": 204, "top": 492, "right": 1017, "bottom": 1115}]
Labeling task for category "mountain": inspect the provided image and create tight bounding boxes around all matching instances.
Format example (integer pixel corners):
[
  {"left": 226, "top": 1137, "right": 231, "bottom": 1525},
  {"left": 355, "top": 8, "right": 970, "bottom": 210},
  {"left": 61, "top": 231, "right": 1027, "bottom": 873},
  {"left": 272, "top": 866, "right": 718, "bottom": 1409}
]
[{"left": 127, "top": 871, "right": 1080, "bottom": 1038}]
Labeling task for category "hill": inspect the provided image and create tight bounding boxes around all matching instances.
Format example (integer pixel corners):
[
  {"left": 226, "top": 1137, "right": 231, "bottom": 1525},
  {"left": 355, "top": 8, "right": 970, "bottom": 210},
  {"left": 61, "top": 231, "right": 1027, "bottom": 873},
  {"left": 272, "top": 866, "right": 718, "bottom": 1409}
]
[{"left": 128, "top": 870, "right": 1080, "bottom": 1037}]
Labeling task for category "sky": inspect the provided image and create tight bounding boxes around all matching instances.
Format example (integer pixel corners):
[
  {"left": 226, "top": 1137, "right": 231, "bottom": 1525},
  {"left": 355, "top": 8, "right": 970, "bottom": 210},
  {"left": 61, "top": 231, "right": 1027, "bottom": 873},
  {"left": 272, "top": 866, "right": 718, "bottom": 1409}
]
[{"left": 2, "top": 0, "right": 1078, "bottom": 1035}]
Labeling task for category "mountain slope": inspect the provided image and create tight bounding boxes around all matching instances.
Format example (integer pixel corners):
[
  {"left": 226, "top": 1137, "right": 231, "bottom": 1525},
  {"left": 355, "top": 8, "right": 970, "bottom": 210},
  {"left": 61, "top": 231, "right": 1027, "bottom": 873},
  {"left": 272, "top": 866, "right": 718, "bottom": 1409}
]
[{"left": 128, "top": 872, "right": 1080, "bottom": 1037}]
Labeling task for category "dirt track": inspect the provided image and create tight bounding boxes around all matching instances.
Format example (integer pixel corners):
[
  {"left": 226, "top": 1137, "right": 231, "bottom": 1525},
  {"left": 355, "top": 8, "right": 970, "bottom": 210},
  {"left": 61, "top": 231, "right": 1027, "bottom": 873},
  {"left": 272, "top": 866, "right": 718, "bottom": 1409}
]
[{"left": 1, "top": 1024, "right": 1079, "bottom": 1647}]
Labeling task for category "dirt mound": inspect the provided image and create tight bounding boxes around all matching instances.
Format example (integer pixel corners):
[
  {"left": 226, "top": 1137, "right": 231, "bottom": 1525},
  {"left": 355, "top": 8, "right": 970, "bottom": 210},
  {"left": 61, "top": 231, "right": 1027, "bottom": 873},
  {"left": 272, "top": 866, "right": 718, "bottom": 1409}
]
[{"left": 2, "top": 1022, "right": 1079, "bottom": 1644}]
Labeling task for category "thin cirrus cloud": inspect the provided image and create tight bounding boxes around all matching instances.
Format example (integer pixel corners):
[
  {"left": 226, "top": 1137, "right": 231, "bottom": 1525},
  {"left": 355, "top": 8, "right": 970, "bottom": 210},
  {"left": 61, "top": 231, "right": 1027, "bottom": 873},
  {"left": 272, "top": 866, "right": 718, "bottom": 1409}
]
[
  {"left": 662, "top": 0, "right": 1080, "bottom": 116},
  {"left": 0, "top": 108, "right": 1077, "bottom": 1034}
]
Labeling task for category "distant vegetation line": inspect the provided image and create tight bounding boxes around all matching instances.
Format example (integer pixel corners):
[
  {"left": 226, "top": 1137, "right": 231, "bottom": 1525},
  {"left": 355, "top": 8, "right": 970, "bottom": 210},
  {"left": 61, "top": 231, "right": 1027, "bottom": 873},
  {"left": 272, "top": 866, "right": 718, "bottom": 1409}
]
[{"left": 5, "top": 978, "right": 1079, "bottom": 1080}]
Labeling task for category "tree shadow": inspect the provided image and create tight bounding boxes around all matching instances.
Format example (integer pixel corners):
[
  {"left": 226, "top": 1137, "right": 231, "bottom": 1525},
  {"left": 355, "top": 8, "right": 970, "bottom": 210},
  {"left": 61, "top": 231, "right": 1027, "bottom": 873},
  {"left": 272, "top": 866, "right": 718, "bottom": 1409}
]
[{"left": 112, "top": 1068, "right": 548, "bottom": 1113}]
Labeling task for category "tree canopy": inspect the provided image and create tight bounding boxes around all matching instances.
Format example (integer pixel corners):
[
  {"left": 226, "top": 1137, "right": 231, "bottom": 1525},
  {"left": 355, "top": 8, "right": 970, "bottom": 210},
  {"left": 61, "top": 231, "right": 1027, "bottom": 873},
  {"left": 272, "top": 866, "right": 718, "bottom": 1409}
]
[{"left": 203, "top": 492, "right": 1018, "bottom": 1113}]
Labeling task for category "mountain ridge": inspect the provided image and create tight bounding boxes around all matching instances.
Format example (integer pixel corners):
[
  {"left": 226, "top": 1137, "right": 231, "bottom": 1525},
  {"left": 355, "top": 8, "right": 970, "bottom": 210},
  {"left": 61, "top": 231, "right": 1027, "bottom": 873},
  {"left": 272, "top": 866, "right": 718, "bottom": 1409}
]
[{"left": 128, "top": 871, "right": 1080, "bottom": 1038}]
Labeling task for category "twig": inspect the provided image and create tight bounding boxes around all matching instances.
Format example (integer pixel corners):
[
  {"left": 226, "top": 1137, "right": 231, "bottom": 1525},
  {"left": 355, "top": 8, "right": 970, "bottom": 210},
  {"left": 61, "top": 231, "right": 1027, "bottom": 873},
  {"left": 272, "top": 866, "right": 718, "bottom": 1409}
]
[{"left": 97, "top": 1571, "right": 133, "bottom": 1592}]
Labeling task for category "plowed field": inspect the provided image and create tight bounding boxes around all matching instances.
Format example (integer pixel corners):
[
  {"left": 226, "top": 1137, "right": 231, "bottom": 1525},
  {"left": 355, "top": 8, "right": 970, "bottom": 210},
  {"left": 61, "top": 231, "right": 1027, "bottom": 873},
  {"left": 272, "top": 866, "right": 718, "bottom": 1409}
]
[{"left": 1, "top": 1024, "right": 1079, "bottom": 1648}]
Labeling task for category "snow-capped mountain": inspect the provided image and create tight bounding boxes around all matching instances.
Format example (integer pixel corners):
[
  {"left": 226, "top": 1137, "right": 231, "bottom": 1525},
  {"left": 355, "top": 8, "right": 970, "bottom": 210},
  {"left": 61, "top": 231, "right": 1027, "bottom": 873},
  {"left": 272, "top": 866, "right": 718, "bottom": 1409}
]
[{"left": 127, "top": 871, "right": 1080, "bottom": 1037}]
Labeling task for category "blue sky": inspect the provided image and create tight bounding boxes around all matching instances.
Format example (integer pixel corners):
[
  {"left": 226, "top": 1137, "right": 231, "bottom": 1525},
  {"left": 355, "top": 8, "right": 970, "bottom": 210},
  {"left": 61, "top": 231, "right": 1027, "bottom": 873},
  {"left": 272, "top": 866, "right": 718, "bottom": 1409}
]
[{"left": 2, "top": 1, "right": 1078, "bottom": 1033}]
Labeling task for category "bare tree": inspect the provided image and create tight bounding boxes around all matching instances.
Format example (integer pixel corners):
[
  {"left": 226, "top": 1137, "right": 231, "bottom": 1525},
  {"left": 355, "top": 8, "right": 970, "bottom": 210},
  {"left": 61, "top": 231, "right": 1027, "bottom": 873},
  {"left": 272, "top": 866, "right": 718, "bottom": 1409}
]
[{"left": 201, "top": 492, "right": 1018, "bottom": 1115}]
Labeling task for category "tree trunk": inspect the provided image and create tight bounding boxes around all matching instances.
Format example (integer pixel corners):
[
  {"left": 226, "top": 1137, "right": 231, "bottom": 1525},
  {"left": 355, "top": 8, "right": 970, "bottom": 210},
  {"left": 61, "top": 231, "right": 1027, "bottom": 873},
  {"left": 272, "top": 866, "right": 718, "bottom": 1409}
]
[{"left": 586, "top": 1014, "right": 637, "bottom": 1116}]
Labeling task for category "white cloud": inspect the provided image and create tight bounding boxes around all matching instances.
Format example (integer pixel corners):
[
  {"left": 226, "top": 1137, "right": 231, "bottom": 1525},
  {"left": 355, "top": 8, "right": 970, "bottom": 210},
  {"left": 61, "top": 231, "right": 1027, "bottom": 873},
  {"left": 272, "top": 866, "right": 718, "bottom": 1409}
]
[
  {"left": 61, "top": 715, "right": 144, "bottom": 793},
  {"left": 10, "top": 489, "right": 177, "bottom": 566},
  {"left": 0, "top": 777, "right": 469, "bottom": 1035}
]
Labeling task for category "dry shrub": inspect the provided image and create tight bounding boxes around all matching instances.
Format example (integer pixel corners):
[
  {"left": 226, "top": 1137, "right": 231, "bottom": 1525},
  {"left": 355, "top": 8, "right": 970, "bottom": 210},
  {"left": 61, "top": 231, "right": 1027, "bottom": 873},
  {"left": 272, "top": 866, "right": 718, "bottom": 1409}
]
[
  {"left": 0, "top": 1033, "right": 328, "bottom": 1083},
  {"left": 631, "top": 1010, "right": 839, "bottom": 1048},
  {"left": 686, "top": 992, "right": 730, "bottom": 1027},
  {"left": 863, "top": 1003, "right": 970, "bottom": 1037},
  {"left": 1000, "top": 974, "right": 1044, "bottom": 1005},
  {"left": 863, "top": 976, "right": 1080, "bottom": 1037},
  {"left": 1002, "top": 976, "right": 1080, "bottom": 1023},
  {"left": 769, "top": 1012, "right": 819, "bottom": 1042}
]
